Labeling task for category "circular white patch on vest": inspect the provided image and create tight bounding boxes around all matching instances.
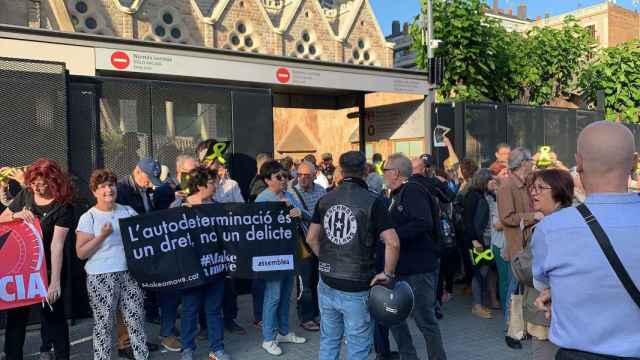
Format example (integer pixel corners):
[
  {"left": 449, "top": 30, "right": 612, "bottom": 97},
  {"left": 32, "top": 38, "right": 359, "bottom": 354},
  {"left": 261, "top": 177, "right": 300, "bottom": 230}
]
[{"left": 323, "top": 204, "right": 358, "bottom": 245}]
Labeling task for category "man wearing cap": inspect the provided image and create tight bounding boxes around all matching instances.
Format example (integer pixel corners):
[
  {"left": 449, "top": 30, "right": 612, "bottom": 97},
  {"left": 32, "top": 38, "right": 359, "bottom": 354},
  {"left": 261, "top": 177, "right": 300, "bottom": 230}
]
[
  {"left": 115, "top": 157, "right": 174, "bottom": 358},
  {"left": 306, "top": 151, "right": 400, "bottom": 360}
]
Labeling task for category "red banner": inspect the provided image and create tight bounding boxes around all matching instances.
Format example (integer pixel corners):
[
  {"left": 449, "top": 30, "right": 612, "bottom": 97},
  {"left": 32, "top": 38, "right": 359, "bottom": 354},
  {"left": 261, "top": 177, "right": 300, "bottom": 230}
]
[{"left": 0, "top": 219, "right": 48, "bottom": 310}]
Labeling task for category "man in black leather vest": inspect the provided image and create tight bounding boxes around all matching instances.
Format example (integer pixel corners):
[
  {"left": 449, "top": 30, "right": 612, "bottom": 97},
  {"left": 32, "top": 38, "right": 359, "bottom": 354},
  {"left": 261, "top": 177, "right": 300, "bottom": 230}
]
[
  {"left": 384, "top": 153, "right": 448, "bottom": 360},
  {"left": 306, "top": 151, "right": 400, "bottom": 360}
]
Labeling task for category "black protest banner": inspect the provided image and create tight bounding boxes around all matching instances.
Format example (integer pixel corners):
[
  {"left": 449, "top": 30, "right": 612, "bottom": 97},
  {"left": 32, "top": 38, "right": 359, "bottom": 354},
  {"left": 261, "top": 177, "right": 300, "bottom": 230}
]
[{"left": 119, "top": 202, "right": 298, "bottom": 290}]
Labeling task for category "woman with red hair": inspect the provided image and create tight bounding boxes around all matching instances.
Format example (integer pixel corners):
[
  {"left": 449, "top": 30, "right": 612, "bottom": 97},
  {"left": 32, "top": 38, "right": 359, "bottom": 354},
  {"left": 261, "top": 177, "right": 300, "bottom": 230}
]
[{"left": 0, "top": 159, "right": 74, "bottom": 360}]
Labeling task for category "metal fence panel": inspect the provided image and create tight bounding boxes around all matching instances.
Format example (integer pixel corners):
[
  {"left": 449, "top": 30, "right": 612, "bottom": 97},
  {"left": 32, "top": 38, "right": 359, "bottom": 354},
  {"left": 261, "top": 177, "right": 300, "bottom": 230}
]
[
  {"left": 150, "top": 82, "right": 232, "bottom": 176},
  {"left": 543, "top": 108, "right": 574, "bottom": 167},
  {"left": 98, "top": 79, "right": 152, "bottom": 178},
  {"left": 464, "top": 103, "right": 507, "bottom": 168},
  {"left": 0, "top": 58, "right": 68, "bottom": 169},
  {"left": 507, "top": 104, "right": 544, "bottom": 154}
]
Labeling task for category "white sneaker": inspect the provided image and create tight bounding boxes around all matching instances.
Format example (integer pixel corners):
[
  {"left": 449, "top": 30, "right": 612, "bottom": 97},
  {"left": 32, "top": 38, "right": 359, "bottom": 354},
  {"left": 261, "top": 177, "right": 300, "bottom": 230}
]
[
  {"left": 261, "top": 341, "right": 283, "bottom": 356},
  {"left": 276, "top": 332, "right": 307, "bottom": 344}
]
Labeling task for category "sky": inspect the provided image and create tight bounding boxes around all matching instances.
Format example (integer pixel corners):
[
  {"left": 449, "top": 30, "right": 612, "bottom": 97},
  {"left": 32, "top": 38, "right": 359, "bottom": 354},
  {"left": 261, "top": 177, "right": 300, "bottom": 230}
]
[{"left": 369, "top": 0, "right": 640, "bottom": 36}]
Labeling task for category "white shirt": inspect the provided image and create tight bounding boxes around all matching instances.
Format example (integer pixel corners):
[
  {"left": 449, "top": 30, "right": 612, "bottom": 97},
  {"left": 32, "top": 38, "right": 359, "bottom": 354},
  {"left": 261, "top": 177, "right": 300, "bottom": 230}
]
[
  {"left": 76, "top": 204, "right": 137, "bottom": 275},
  {"left": 214, "top": 178, "right": 245, "bottom": 203},
  {"left": 314, "top": 172, "right": 330, "bottom": 189}
]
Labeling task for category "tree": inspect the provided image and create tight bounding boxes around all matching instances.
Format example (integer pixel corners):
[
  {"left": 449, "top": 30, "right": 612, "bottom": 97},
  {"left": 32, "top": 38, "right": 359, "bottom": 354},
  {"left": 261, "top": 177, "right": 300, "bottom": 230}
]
[
  {"left": 410, "top": 2, "right": 594, "bottom": 105},
  {"left": 410, "top": 0, "right": 519, "bottom": 102},
  {"left": 580, "top": 40, "right": 640, "bottom": 122},
  {"left": 523, "top": 17, "right": 594, "bottom": 105}
]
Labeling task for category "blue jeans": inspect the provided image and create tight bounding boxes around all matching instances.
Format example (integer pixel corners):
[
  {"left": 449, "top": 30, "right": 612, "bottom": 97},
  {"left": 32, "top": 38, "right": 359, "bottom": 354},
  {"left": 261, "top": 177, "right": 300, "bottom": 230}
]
[
  {"left": 318, "top": 279, "right": 373, "bottom": 360},
  {"left": 390, "top": 272, "right": 447, "bottom": 360},
  {"left": 181, "top": 279, "right": 225, "bottom": 352},
  {"left": 262, "top": 274, "right": 294, "bottom": 341},
  {"left": 159, "top": 290, "right": 179, "bottom": 337},
  {"left": 505, "top": 265, "right": 519, "bottom": 331}
]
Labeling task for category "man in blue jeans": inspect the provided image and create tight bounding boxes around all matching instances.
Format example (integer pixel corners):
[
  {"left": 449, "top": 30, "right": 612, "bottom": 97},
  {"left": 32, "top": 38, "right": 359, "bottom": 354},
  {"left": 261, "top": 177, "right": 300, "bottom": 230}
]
[
  {"left": 383, "top": 153, "right": 447, "bottom": 360},
  {"left": 306, "top": 151, "right": 400, "bottom": 360}
]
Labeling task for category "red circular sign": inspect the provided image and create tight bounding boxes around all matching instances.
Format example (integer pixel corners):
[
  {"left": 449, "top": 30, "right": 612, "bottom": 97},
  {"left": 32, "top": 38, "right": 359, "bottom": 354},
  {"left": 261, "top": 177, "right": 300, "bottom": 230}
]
[
  {"left": 110, "top": 51, "right": 130, "bottom": 70},
  {"left": 276, "top": 67, "right": 291, "bottom": 84}
]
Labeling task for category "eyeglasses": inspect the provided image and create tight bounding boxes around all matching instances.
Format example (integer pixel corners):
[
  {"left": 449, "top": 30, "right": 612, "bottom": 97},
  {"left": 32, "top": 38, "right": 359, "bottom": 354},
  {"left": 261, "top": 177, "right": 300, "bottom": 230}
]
[
  {"left": 298, "top": 173, "right": 313, "bottom": 177},
  {"left": 272, "top": 173, "right": 287, "bottom": 181},
  {"left": 530, "top": 184, "right": 552, "bottom": 194}
]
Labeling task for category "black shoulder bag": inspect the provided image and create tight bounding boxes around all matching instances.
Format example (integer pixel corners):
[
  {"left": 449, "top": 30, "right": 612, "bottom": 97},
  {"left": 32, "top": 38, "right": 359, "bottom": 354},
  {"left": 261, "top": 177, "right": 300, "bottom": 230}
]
[{"left": 576, "top": 203, "right": 640, "bottom": 309}]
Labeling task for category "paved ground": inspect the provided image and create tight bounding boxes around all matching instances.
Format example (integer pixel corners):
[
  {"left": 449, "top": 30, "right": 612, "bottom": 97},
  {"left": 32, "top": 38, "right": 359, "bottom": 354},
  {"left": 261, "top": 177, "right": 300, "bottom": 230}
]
[{"left": 7, "top": 289, "right": 531, "bottom": 360}]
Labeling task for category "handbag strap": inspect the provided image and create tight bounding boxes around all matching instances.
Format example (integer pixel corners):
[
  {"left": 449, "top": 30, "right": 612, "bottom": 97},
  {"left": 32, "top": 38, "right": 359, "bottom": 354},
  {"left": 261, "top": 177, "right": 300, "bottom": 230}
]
[{"left": 576, "top": 203, "right": 640, "bottom": 309}]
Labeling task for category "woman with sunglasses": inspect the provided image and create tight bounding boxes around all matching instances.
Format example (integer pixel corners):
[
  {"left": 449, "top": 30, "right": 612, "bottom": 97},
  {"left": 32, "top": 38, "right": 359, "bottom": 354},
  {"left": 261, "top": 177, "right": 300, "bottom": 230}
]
[
  {"left": 170, "top": 167, "right": 232, "bottom": 360},
  {"left": 0, "top": 159, "right": 74, "bottom": 360},
  {"left": 255, "top": 160, "right": 310, "bottom": 356},
  {"left": 514, "top": 169, "right": 574, "bottom": 360}
]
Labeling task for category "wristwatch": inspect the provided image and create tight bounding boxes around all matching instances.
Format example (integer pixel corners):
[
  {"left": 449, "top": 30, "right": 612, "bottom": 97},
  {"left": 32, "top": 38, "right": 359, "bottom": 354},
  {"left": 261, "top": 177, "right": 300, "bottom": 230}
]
[{"left": 384, "top": 272, "right": 396, "bottom": 280}]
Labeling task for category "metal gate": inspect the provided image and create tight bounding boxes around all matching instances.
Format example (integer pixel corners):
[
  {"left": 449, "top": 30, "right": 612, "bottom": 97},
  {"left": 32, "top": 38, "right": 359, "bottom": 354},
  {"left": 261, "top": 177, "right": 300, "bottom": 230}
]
[
  {"left": 0, "top": 58, "right": 68, "bottom": 169},
  {"left": 432, "top": 102, "right": 624, "bottom": 169}
]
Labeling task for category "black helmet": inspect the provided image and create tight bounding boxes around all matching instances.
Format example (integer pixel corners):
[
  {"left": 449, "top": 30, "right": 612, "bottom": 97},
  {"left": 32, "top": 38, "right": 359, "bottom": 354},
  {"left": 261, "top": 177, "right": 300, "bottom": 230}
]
[{"left": 368, "top": 281, "right": 414, "bottom": 327}]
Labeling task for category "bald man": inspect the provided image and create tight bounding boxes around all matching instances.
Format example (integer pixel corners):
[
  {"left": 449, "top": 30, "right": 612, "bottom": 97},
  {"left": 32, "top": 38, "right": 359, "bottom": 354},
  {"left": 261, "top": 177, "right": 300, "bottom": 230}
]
[{"left": 532, "top": 121, "right": 640, "bottom": 359}]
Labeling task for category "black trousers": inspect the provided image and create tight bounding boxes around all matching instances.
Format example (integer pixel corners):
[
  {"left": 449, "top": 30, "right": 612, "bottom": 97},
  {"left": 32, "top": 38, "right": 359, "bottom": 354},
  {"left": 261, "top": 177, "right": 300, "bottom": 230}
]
[
  {"left": 374, "top": 322, "right": 392, "bottom": 355},
  {"left": 296, "top": 256, "right": 320, "bottom": 323},
  {"left": 223, "top": 276, "right": 238, "bottom": 323},
  {"left": 4, "top": 300, "right": 70, "bottom": 360},
  {"left": 556, "top": 349, "right": 640, "bottom": 360}
]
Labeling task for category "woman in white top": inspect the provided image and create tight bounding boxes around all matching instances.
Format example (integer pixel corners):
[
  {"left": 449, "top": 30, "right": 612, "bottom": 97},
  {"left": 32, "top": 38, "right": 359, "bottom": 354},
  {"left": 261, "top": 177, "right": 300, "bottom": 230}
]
[{"left": 75, "top": 169, "right": 148, "bottom": 360}]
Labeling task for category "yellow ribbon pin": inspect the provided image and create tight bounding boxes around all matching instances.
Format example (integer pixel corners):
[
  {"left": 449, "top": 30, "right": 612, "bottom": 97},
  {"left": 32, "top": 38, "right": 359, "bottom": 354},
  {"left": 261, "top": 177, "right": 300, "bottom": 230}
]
[
  {"left": 204, "top": 142, "right": 228, "bottom": 166},
  {"left": 374, "top": 161, "right": 384, "bottom": 176},
  {"left": 469, "top": 248, "right": 494, "bottom": 265}
]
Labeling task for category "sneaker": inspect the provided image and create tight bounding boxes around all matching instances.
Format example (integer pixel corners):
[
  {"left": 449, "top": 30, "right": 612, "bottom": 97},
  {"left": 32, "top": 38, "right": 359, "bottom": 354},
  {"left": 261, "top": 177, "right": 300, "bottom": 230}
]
[
  {"left": 261, "top": 341, "right": 283, "bottom": 356},
  {"left": 39, "top": 352, "right": 54, "bottom": 360},
  {"left": 224, "top": 320, "right": 247, "bottom": 335},
  {"left": 160, "top": 335, "right": 182, "bottom": 352},
  {"left": 180, "top": 349, "right": 194, "bottom": 360},
  {"left": 471, "top": 304, "right": 493, "bottom": 319},
  {"left": 276, "top": 332, "right": 306, "bottom": 344},
  {"left": 209, "top": 350, "right": 232, "bottom": 360}
]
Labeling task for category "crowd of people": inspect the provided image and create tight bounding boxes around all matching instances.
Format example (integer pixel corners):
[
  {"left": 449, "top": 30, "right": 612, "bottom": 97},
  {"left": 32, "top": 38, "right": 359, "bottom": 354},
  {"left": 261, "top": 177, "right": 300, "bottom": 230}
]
[{"left": 0, "top": 120, "right": 638, "bottom": 360}]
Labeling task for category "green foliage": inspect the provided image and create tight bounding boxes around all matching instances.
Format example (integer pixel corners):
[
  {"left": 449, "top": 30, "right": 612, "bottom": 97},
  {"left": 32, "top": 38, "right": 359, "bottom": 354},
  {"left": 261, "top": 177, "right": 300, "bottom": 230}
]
[
  {"left": 523, "top": 17, "right": 595, "bottom": 105},
  {"left": 580, "top": 40, "right": 640, "bottom": 123},
  {"left": 410, "top": 1, "right": 594, "bottom": 105}
]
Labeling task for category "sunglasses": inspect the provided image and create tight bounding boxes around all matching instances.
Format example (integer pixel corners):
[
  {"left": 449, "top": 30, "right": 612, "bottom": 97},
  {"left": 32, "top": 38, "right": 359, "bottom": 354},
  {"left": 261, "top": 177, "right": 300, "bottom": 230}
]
[{"left": 272, "top": 173, "right": 287, "bottom": 181}]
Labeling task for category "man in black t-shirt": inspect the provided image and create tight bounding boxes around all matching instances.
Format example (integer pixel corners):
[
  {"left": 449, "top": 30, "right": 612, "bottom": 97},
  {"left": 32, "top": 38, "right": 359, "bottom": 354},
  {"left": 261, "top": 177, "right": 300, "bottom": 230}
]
[{"left": 306, "top": 151, "right": 400, "bottom": 360}]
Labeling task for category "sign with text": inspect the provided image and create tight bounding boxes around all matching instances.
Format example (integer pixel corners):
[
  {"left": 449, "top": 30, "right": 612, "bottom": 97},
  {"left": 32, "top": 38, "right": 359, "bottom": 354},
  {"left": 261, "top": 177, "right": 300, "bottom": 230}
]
[
  {"left": 119, "top": 202, "right": 298, "bottom": 290},
  {"left": 0, "top": 220, "right": 48, "bottom": 310},
  {"left": 95, "top": 48, "right": 429, "bottom": 95}
]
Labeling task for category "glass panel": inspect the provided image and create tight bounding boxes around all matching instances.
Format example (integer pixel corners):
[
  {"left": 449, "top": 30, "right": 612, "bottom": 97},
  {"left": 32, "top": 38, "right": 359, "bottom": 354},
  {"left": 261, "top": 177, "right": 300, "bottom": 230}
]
[
  {"left": 151, "top": 83, "right": 232, "bottom": 175},
  {"left": 394, "top": 141, "right": 410, "bottom": 156},
  {"left": 99, "top": 80, "right": 152, "bottom": 177},
  {"left": 365, "top": 143, "right": 374, "bottom": 162}
]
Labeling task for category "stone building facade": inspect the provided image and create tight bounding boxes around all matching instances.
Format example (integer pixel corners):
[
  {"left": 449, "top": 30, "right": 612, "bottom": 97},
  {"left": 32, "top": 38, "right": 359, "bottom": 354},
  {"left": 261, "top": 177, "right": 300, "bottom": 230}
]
[{"left": 1, "top": 0, "right": 394, "bottom": 65}]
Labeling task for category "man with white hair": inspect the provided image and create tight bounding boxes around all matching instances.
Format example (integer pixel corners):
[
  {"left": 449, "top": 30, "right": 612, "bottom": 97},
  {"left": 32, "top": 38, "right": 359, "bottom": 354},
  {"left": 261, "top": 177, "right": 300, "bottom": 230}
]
[
  {"left": 497, "top": 147, "right": 543, "bottom": 350},
  {"left": 533, "top": 121, "right": 640, "bottom": 359},
  {"left": 383, "top": 153, "right": 447, "bottom": 360}
]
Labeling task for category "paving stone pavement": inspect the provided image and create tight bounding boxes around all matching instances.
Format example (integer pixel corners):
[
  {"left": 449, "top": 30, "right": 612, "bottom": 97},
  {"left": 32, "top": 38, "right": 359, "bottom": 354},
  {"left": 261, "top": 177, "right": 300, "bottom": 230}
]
[{"left": 7, "top": 290, "right": 532, "bottom": 360}]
